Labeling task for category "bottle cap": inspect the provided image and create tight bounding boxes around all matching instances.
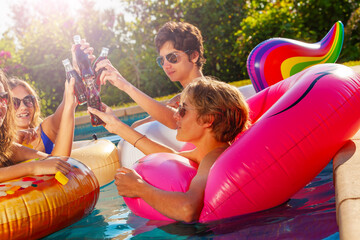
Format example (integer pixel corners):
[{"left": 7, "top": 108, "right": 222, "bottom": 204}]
[
  {"left": 62, "top": 58, "right": 70, "bottom": 66},
  {"left": 73, "top": 35, "right": 81, "bottom": 44},
  {"left": 100, "top": 47, "right": 109, "bottom": 56}
]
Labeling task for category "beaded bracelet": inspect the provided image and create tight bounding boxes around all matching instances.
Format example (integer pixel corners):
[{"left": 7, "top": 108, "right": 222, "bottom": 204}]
[{"left": 133, "top": 134, "right": 146, "bottom": 148}]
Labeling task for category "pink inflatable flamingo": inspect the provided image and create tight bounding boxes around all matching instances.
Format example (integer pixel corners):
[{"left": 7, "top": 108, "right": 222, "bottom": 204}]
[
  {"left": 124, "top": 63, "right": 360, "bottom": 222},
  {"left": 247, "top": 21, "right": 344, "bottom": 92}
]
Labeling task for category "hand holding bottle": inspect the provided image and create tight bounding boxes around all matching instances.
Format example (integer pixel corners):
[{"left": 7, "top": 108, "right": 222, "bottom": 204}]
[
  {"left": 71, "top": 37, "right": 95, "bottom": 76},
  {"left": 93, "top": 47, "right": 109, "bottom": 92},
  {"left": 62, "top": 59, "right": 87, "bottom": 105},
  {"left": 72, "top": 35, "right": 104, "bottom": 126},
  {"left": 64, "top": 76, "right": 78, "bottom": 111},
  {"left": 94, "top": 58, "right": 131, "bottom": 91},
  {"left": 88, "top": 103, "right": 122, "bottom": 134}
]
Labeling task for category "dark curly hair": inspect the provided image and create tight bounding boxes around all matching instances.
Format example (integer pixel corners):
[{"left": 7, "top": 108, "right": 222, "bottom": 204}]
[
  {"left": 180, "top": 76, "right": 250, "bottom": 143},
  {"left": 155, "top": 21, "right": 206, "bottom": 69}
]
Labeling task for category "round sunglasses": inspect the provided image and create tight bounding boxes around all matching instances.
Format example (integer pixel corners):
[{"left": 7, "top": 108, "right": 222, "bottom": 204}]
[
  {"left": 13, "top": 95, "right": 35, "bottom": 110},
  {"left": 156, "top": 50, "right": 190, "bottom": 68},
  {"left": 0, "top": 92, "right": 9, "bottom": 106}
]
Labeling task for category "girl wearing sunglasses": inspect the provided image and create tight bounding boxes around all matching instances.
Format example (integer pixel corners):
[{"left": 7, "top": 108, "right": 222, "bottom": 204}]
[
  {"left": 7, "top": 40, "right": 94, "bottom": 154},
  {"left": 9, "top": 78, "right": 66, "bottom": 154},
  {"left": 0, "top": 69, "right": 77, "bottom": 182},
  {"left": 88, "top": 76, "right": 250, "bottom": 222},
  {"left": 94, "top": 22, "right": 205, "bottom": 130}
]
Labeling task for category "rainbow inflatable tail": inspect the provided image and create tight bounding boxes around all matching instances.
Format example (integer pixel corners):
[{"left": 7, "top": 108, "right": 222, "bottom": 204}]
[{"left": 247, "top": 21, "right": 344, "bottom": 92}]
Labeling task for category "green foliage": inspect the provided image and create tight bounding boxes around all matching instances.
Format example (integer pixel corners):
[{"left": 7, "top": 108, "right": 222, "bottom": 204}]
[
  {"left": 342, "top": 6, "right": 360, "bottom": 61},
  {"left": 1, "top": 0, "right": 359, "bottom": 117},
  {"left": 181, "top": 0, "right": 247, "bottom": 82},
  {"left": 233, "top": 0, "right": 359, "bottom": 79},
  {"left": 5, "top": 0, "right": 117, "bottom": 116},
  {"left": 234, "top": 1, "right": 301, "bottom": 79}
]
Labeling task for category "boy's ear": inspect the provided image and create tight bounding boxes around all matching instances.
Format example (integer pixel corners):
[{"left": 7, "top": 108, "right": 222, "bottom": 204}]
[
  {"left": 201, "top": 114, "right": 214, "bottom": 128},
  {"left": 190, "top": 51, "right": 200, "bottom": 64}
]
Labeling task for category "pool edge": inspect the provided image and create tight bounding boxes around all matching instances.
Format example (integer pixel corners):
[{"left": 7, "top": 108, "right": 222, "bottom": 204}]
[{"left": 333, "top": 129, "right": 360, "bottom": 240}]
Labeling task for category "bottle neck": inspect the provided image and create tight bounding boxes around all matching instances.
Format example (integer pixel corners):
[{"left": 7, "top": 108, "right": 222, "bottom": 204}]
[
  {"left": 64, "top": 64, "right": 73, "bottom": 72},
  {"left": 99, "top": 48, "right": 109, "bottom": 57},
  {"left": 85, "top": 76, "right": 96, "bottom": 87},
  {"left": 73, "top": 35, "right": 81, "bottom": 45}
]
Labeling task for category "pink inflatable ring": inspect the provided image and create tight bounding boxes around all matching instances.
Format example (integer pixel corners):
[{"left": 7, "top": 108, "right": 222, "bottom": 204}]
[{"left": 124, "top": 64, "right": 360, "bottom": 222}]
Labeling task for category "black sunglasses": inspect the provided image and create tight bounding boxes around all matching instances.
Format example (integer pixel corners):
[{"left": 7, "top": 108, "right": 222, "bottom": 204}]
[
  {"left": 13, "top": 95, "right": 35, "bottom": 110},
  {"left": 0, "top": 92, "right": 9, "bottom": 106},
  {"left": 177, "top": 104, "right": 196, "bottom": 118},
  {"left": 156, "top": 50, "right": 190, "bottom": 68}
]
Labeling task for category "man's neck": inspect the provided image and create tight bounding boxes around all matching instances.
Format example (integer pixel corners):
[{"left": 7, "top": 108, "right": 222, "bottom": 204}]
[{"left": 180, "top": 70, "right": 203, "bottom": 88}]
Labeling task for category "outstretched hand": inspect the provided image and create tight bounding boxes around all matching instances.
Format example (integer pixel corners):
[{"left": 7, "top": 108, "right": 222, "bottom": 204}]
[
  {"left": 94, "top": 59, "right": 130, "bottom": 91},
  {"left": 71, "top": 38, "right": 95, "bottom": 74},
  {"left": 87, "top": 103, "right": 120, "bottom": 134}
]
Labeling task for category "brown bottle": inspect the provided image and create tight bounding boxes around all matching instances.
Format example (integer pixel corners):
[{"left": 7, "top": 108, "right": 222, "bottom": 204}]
[
  {"left": 92, "top": 47, "right": 109, "bottom": 92},
  {"left": 62, "top": 59, "right": 87, "bottom": 105}
]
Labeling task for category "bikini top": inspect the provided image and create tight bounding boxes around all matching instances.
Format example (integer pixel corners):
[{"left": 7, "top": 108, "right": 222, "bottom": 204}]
[{"left": 40, "top": 124, "right": 54, "bottom": 154}]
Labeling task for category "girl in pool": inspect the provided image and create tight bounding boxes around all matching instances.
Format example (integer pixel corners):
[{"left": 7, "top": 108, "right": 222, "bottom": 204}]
[
  {"left": 9, "top": 77, "right": 62, "bottom": 153},
  {"left": 88, "top": 76, "right": 250, "bottom": 222},
  {"left": 9, "top": 39, "right": 94, "bottom": 153},
  {"left": 0, "top": 69, "right": 77, "bottom": 182}
]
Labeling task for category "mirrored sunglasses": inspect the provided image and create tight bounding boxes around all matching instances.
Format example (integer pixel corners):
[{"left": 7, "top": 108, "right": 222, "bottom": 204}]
[
  {"left": 13, "top": 95, "right": 35, "bottom": 109},
  {"left": 0, "top": 92, "right": 9, "bottom": 106},
  {"left": 156, "top": 50, "right": 190, "bottom": 68}
]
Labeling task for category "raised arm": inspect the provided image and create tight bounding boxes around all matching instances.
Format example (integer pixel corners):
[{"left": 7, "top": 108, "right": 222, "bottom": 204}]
[
  {"left": 39, "top": 94, "right": 65, "bottom": 144},
  {"left": 95, "top": 59, "right": 177, "bottom": 129},
  {"left": 88, "top": 103, "right": 175, "bottom": 155},
  {"left": 131, "top": 94, "right": 180, "bottom": 129},
  {"left": 40, "top": 40, "right": 94, "bottom": 144},
  {"left": 114, "top": 147, "right": 225, "bottom": 222},
  {"left": 50, "top": 77, "right": 77, "bottom": 157}
]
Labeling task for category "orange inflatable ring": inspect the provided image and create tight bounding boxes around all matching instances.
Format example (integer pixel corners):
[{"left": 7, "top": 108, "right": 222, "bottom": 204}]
[{"left": 0, "top": 157, "right": 99, "bottom": 239}]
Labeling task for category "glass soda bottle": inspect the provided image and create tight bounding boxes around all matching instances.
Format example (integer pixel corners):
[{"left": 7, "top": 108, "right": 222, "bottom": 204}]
[
  {"left": 73, "top": 35, "right": 95, "bottom": 79},
  {"left": 62, "top": 58, "right": 87, "bottom": 105},
  {"left": 73, "top": 35, "right": 104, "bottom": 126},
  {"left": 92, "top": 47, "right": 109, "bottom": 92},
  {"left": 86, "top": 80, "right": 104, "bottom": 126}
]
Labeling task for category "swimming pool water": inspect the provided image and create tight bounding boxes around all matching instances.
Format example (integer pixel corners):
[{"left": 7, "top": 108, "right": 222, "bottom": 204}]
[
  {"left": 74, "top": 112, "right": 149, "bottom": 141},
  {"left": 43, "top": 159, "right": 339, "bottom": 239},
  {"left": 43, "top": 113, "right": 340, "bottom": 239}
]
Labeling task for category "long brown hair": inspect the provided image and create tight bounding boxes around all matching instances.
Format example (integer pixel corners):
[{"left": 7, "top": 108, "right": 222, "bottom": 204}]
[{"left": 0, "top": 70, "right": 16, "bottom": 166}]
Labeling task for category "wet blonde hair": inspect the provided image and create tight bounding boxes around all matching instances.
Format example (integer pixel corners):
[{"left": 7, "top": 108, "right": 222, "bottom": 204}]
[
  {"left": 8, "top": 77, "right": 42, "bottom": 128},
  {"left": 181, "top": 76, "right": 250, "bottom": 143},
  {"left": 0, "top": 70, "right": 16, "bottom": 166}
]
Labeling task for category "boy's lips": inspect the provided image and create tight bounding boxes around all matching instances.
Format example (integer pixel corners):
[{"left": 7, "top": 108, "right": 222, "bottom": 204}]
[{"left": 166, "top": 70, "right": 175, "bottom": 76}]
